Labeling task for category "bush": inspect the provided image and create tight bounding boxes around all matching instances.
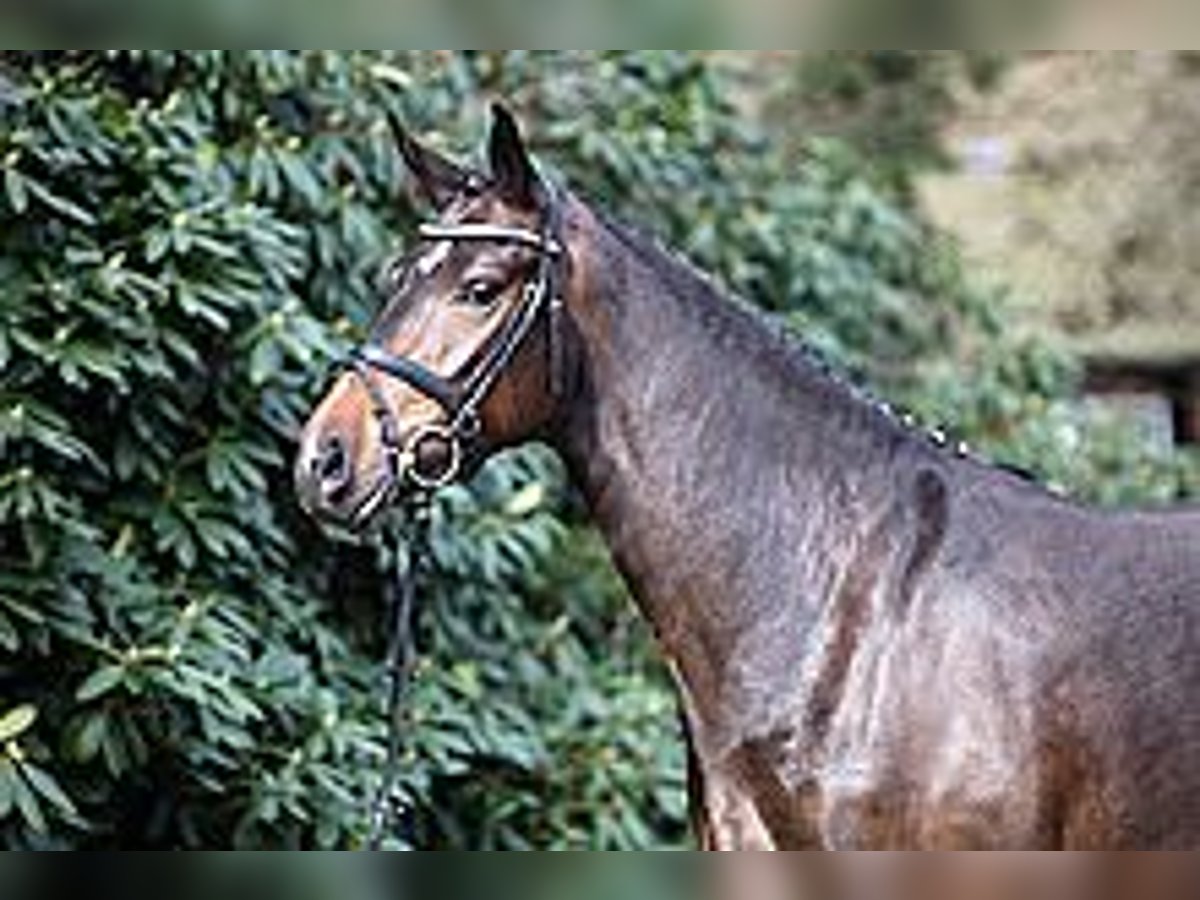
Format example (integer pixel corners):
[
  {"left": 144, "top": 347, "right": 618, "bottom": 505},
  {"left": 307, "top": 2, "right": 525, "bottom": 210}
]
[{"left": 0, "top": 50, "right": 685, "bottom": 850}]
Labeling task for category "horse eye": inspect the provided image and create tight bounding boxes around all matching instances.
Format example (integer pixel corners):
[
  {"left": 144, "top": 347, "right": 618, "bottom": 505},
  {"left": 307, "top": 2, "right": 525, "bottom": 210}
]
[
  {"left": 378, "top": 261, "right": 404, "bottom": 295},
  {"left": 458, "top": 278, "right": 503, "bottom": 307}
]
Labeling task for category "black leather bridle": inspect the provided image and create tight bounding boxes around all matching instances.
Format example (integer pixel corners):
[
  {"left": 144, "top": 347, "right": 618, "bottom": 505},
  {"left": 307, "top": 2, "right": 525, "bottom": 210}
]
[{"left": 346, "top": 188, "right": 567, "bottom": 499}]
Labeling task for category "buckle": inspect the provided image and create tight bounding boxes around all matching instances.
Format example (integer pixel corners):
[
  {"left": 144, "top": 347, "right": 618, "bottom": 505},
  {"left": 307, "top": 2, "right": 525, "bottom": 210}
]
[{"left": 401, "top": 422, "right": 462, "bottom": 490}]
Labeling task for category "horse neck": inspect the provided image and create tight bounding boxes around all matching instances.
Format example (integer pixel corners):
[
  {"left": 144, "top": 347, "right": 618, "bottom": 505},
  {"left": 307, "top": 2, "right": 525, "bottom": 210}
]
[{"left": 551, "top": 201, "right": 922, "bottom": 733}]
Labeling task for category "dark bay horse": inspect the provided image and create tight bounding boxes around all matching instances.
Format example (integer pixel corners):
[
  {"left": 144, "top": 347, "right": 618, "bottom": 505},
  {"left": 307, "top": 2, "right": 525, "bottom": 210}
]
[{"left": 295, "top": 106, "right": 1200, "bottom": 849}]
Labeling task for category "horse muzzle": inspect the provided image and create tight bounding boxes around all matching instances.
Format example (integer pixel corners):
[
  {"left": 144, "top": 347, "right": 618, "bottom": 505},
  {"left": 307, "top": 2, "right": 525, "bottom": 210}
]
[{"left": 294, "top": 420, "right": 465, "bottom": 529}]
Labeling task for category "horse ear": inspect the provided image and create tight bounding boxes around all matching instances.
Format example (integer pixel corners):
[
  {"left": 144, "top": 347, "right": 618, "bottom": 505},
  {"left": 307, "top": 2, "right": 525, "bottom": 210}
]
[
  {"left": 387, "top": 113, "right": 472, "bottom": 210},
  {"left": 487, "top": 103, "right": 541, "bottom": 209}
]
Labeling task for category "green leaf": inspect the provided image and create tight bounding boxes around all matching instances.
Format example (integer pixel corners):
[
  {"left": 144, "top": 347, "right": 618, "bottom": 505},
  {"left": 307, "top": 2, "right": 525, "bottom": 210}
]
[
  {"left": 0, "top": 759, "right": 16, "bottom": 818},
  {"left": 249, "top": 338, "right": 281, "bottom": 386},
  {"left": 145, "top": 230, "right": 171, "bottom": 264},
  {"left": 12, "top": 770, "right": 45, "bottom": 833},
  {"left": 276, "top": 150, "right": 324, "bottom": 207},
  {"left": 0, "top": 610, "right": 18, "bottom": 652},
  {"left": 20, "top": 762, "right": 80, "bottom": 820},
  {"left": 0, "top": 704, "right": 37, "bottom": 742},
  {"left": 23, "top": 175, "right": 96, "bottom": 226},
  {"left": 4, "top": 168, "right": 27, "bottom": 214},
  {"left": 76, "top": 665, "right": 125, "bottom": 702},
  {"left": 70, "top": 713, "right": 106, "bottom": 763},
  {"left": 505, "top": 483, "right": 546, "bottom": 517},
  {"left": 152, "top": 510, "right": 198, "bottom": 569}
]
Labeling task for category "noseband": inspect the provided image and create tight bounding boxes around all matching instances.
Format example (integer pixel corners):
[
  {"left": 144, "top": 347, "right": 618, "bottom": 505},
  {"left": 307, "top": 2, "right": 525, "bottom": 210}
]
[{"left": 346, "top": 191, "right": 566, "bottom": 496}]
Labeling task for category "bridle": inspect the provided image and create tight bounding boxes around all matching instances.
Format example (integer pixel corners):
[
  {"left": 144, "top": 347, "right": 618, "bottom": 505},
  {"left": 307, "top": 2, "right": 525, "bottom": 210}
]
[
  {"left": 349, "top": 182, "right": 568, "bottom": 849},
  {"left": 346, "top": 184, "right": 568, "bottom": 498}
]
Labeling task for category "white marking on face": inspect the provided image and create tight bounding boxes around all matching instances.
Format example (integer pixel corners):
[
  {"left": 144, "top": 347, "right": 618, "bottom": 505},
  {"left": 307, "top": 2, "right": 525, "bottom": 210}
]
[{"left": 416, "top": 241, "right": 452, "bottom": 277}]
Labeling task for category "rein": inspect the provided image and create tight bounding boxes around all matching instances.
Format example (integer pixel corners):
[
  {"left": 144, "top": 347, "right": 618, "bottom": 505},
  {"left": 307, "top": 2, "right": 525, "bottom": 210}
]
[
  {"left": 366, "top": 497, "right": 428, "bottom": 850},
  {"left": 352, "top": 187, "right": 568, "bottom": 849}
]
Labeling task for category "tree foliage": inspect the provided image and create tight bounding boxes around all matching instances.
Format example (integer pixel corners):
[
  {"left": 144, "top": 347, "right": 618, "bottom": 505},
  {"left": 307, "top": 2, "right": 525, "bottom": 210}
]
[
  {"left": 765, "top": 52, "right": 1007, "bottom": 196},
  {"left": 0, "top": 51, "right": 1191, "bottom": 849}
]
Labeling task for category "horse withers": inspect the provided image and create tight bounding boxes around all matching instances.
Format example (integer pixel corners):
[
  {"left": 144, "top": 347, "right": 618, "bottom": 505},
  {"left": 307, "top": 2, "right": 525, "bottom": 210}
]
[{"left": 296, "top": 105, "right": 1200, "bottom": 849}]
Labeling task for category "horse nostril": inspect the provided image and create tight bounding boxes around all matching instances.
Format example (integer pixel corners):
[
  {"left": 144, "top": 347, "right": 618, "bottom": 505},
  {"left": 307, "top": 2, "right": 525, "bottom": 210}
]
[{"left": 314, "top": 434, "right": 352, "bottom": 503}]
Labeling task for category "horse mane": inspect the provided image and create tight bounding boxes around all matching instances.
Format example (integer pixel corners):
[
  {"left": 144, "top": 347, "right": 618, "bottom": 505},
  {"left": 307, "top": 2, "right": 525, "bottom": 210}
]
[{"left": 591, "top": 204, "right": 1049, "bottom": 491}]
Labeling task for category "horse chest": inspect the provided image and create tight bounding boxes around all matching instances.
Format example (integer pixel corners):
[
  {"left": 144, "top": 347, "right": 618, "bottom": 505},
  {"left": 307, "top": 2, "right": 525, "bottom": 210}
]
[
  {"left": 699, "top": 639, "right": 1046, "bottom": 850},
  {"left": 704, "top": 718, "right": 1043, "bottom": 849}
]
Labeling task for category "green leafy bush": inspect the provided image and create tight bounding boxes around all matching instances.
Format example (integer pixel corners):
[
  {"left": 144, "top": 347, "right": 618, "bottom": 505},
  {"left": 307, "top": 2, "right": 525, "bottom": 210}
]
[
  {"left": 0, "top": 50, "right": 687, "bottom": 850},
  {"left": 0, "top": 51, "right": 1191, "bottom": 850}
]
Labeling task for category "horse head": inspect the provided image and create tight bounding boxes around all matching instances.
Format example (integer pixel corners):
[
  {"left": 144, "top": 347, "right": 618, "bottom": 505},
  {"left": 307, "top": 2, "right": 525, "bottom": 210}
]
[{"left": 295, "top": 106, "right": 574, "bottom": 528}]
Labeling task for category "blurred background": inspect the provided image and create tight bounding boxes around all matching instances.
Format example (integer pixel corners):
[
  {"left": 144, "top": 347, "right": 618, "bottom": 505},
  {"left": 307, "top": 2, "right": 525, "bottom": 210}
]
[
  {"left": 5, "top": 853, "right": 1200, "bottom": 899},
  {"left": 1, "top": 51, "right": 1198, "bottom": 850}
]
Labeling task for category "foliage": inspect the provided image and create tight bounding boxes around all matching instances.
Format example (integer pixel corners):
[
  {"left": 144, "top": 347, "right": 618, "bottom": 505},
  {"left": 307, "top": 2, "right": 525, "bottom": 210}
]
[
  {"left": 0, "top": 50, "right": 401, "bottom": 847},
  {"left": 0, "top": 51, "right": 683, "bottom": 850},
  {"left": 0, "top": 51, "right": 1193, "bottom": 850},
  {"left": 764, "top": 52, "right": 1006, "bottom": 197}
]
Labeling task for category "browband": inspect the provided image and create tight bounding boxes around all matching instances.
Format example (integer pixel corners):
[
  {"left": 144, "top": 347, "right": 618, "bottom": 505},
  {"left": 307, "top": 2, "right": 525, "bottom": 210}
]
[{"left": 418, "top": 223, "right": 563, "bottom": 257}]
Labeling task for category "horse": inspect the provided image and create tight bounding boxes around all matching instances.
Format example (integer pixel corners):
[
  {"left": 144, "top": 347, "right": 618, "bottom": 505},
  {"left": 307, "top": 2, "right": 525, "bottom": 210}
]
[{"left": 295, "top": 105, "right": 1200, "bottom": 849}]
